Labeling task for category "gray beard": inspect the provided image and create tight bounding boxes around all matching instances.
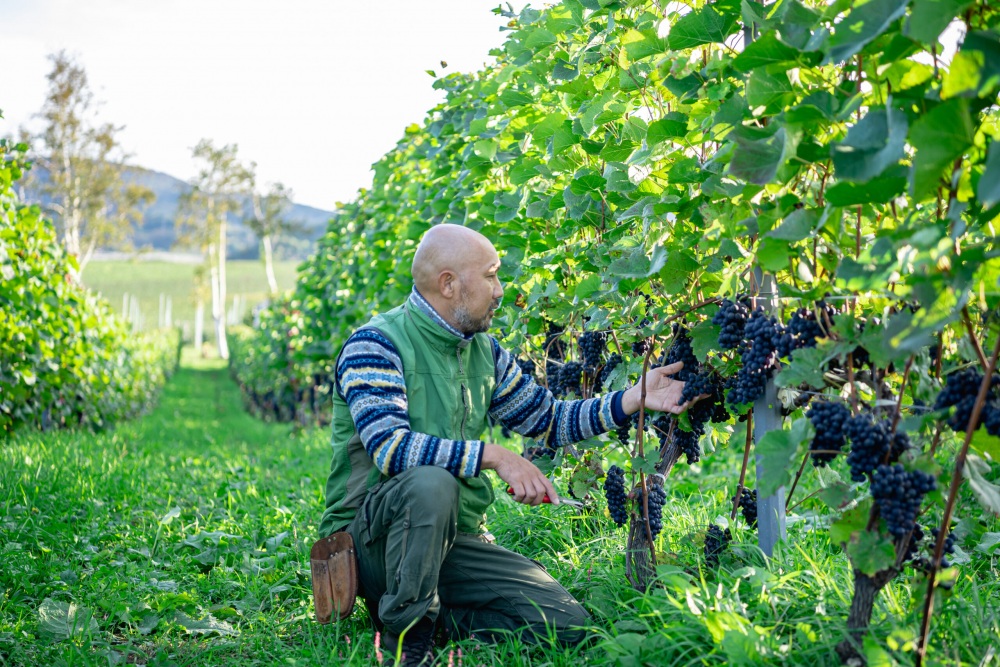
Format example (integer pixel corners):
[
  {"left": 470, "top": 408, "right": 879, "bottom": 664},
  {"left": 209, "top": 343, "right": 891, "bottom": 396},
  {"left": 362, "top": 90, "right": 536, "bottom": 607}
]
[{"left": 454, "top": 305, "right": 492, "bottom": 334}]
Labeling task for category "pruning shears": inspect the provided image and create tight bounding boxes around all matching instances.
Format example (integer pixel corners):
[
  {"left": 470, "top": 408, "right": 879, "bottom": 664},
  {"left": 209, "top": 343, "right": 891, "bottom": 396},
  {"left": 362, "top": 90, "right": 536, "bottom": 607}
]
[{"left": 506, "top": 486, "right": 583, "bottom": 508}]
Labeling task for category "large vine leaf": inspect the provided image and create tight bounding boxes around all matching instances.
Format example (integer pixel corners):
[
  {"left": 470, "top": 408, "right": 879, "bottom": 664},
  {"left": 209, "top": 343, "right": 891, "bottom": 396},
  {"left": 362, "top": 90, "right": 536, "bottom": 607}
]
[
  {"left": 909, "top": 98, "right": 975, "bottom": 200},
  {"left": 824, "top": 0, "right": 911, "bottom": 64},
  {"left": 831, "top": 107, "right": 908, "bottom": 182}
]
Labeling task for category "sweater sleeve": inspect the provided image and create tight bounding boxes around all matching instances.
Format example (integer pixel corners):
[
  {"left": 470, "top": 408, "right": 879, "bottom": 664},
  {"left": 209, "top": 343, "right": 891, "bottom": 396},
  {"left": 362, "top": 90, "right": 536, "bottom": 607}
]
[
  {"left": 336, "top": 328, "right": 484, "bottom": 478},
  {"left": 488, "top": 338, "right": 629, "bottom": 448}
]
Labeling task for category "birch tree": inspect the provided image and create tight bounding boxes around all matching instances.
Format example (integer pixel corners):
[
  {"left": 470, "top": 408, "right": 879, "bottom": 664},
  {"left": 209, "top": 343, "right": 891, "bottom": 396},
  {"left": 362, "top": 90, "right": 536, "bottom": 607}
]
[
  {"left": 248, "top": 181, "right": 296, "bottom": 295},
  {"left": 176, "top": 140, "right": 253, "bottom": 359},
  {"left": 25, "top": 51, "right": 152, "bottom": 273}
]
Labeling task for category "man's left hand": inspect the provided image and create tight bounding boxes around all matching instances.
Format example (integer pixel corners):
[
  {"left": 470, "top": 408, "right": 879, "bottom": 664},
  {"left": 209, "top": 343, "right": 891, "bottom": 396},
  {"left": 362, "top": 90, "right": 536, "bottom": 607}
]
[{"left": 621, "top": 361, "right": 695, "bottom": 416}]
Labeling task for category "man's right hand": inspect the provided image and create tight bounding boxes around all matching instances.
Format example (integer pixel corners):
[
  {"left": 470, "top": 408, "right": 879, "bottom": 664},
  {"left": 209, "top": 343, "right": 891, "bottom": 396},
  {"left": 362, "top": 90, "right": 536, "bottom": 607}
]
[{"left": 481, "top": 443, "right": 559, "bottom": 506}]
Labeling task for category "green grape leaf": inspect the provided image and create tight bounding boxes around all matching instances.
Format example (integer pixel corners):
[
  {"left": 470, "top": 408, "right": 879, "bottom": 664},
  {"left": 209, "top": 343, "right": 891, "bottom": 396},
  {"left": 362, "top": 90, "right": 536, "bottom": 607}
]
[
  {"left": 730, "top": 127, "right": 787, "bottom": 185},
  {"left": 847, "top": 529, "right": 897, "bottom": 576},
  {"left": 964, "top": 454, "right": 1000, "bottom": 516},
  {"left": 831, "top": 499, "right": 873, "bottom": 546},
  {"left": 909, "top": 98, "right": 975, "bottom": 201},
  {"left": 826, "top": 169, "right": 908, "bottom": 205},
  {"left": 767, "top": 208, "right": 818, "bottom": 242},
  {"left": 775, "top": 346, "right": 829, "bottom": 389},
  {"left": 756, "top": 418, "right": 812, "bottom": 497},
  {"left": 831, "top": 108, "right": 908, "bottom": 182},
  {"left": 905, "top": 0, "right": 973, "bottom": 44},
  {"left": 667, "top": 3, "right": 740, "bottom": 50},
  {"left": 733, "top": 32, "right": 802, "bottom": 72},
  {"left": 647, "top": 112, "right": 688, "bottom": 146},
  {"left": 824, "top": 0, "right": 909, "bottom": 64}
]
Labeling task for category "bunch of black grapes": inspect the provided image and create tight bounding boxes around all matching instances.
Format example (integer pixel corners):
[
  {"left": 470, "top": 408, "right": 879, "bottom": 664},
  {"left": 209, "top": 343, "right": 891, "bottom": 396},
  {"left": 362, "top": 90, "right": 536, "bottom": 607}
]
[
  {"left": 930, "top": 527, "right": 957, "bottom": 568},
  {"left": 516, "top": 357, "right": 536, "bottom": 381},
  {"left": 871, "top": 464, "right": 936, "bottom": 539},
  {"left": 704, "top": 524, "right": 731, "bottom": 567},
  {"left": 666, "top": 370, "right": 729, "bottom": 465},
  {"left": 735, "top": 488, "right": 758, "bottom": 528},
  {"left": 908, "top": 525, "right": 959, "bottom": 571},
  {"left": 638, "top": 482, "right": 667, "bottom": 539},
  {"left": 712, "top": 297, "right": 750, "bottom": 350},
  {"left": 776, "top": 302, "right": 836, "bottom": 359},
  {"left": 595, "top": 353, "right": 622, "bottom": 393},
  {"left": 558, "top": 361, "right": 583, "bottom": 397},
  {"left": 579, "top": 331, "right": 607, "bottom": 375},
  {"left": 524, "top": 445, "right": 557, "bottom": 462},
  {"left": 632, "top": 338, "right": 652, "bottom": 358},
  {"left": 933, "top": 368, "right": 1000, "bottom": 433},
  {"left": 807, "top": 400, "right": 851, "bottom": 467},
  {"left": 662, "top": 325, "right": 698, "bottom": 381},
  {"left": 604, "top": 465, "right": 628, "bottom": 527},
  {"left": 617, "top": 411, "right": 652, "bottom": 447},
  {"left": 845, "top": 412, "right": 909, "bottom": 482},
  {"left": 727, "top": 308, "right": 781, "bottom": 408}
]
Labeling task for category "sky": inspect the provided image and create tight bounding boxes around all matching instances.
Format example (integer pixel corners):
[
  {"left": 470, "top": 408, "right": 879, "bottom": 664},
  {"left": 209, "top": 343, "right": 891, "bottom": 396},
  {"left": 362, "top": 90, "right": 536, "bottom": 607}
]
[{"left": 0, "top": 0, "right": 512, "bottom": 211}]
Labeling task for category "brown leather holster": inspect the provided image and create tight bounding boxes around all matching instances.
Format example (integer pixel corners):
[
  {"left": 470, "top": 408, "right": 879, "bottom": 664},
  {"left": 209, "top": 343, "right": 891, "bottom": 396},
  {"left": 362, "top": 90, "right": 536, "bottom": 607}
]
[{"left": 310, "top": 531, "right": 358, "bottom": 623}]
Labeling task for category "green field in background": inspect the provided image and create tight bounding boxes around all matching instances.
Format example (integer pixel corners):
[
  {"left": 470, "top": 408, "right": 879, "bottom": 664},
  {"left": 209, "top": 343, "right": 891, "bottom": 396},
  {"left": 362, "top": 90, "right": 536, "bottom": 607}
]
[{"left": 82, "top": 259, "right": 302, "bottom": 332}]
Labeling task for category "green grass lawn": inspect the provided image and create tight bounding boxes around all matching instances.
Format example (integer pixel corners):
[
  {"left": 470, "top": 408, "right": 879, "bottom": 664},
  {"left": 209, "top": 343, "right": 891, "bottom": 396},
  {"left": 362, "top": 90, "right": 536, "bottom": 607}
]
[
  {"left": 81, "top": 260, "right": 302, "bottom": 334},
  {"left": 1, "top": 351, "right": 998, "bottom": 666}
]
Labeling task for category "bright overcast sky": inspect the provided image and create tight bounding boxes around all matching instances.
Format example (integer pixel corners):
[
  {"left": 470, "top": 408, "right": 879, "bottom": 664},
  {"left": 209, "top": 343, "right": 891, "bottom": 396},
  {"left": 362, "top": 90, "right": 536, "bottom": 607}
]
[{"left": 0, "top": 0, "right": 512, "bottom": 210}]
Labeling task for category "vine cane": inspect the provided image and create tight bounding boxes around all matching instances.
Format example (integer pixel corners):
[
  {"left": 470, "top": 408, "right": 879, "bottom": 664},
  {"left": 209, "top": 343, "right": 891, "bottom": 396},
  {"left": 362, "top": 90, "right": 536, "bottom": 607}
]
[{"left": 915, "top": 332, "right": 1000, "bottom": 665}]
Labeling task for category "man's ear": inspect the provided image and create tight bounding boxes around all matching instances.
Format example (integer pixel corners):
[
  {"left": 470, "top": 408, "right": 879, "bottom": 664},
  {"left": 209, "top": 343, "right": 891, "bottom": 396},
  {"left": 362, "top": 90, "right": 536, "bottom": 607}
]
[{"left": 439, "top": 270, "right": 457, "bottom": 298}]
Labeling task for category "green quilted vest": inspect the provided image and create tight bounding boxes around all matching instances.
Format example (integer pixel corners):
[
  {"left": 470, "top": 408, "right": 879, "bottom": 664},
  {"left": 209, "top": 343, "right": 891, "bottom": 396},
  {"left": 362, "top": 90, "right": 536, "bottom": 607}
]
[{"left": 318, "top": 300, "right": 497, "bottom": 537}]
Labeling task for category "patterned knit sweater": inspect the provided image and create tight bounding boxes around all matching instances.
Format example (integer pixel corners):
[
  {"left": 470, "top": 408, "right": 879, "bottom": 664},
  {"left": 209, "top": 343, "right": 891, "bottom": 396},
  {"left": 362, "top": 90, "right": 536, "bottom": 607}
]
[{"left": 336, "top": 289, "right": 629, "bottom": 479}]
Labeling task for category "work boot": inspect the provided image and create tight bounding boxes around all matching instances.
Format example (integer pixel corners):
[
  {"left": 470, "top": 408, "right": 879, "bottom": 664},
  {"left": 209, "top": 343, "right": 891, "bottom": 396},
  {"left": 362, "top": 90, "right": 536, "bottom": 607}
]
[{"left": 381, "top": 617, "right": 437, "bottom": 666}]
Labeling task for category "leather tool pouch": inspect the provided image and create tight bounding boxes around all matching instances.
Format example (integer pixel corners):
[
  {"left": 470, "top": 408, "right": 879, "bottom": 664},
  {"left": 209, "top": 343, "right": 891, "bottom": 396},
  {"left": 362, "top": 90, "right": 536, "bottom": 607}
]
[{"left": 310, "top": 532, "right": 358, "bottom": 623}]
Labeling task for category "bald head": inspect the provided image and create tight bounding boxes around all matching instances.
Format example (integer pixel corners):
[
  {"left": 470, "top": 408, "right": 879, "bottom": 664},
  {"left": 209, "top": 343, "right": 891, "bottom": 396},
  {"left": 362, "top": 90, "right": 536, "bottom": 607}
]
[
  {"left": 411, "top": 224, "right": 495, "bottom": 294},
  {"left": 411, "top": 224, "right": 504, "bottom": 334}
]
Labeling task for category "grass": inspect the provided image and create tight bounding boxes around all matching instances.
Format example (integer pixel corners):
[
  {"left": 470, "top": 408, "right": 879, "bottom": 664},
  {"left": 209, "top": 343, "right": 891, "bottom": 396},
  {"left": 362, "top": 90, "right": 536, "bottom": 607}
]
[
  {"left": 1, "top": 350, "right": 998, "bottom": 666},
  {"left": 80, "top": 260, "right": 302, "bottom": 333}
]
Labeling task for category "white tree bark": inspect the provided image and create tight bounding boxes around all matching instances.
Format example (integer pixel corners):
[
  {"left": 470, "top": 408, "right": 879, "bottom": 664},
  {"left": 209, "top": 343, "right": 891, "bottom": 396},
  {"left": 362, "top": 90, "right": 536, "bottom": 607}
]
[
  {"left": 262, "top": 234, "right": 278, "bottom": 295},
  {"left": 215, "top": 217, "right": 229, "bottom": 359}
]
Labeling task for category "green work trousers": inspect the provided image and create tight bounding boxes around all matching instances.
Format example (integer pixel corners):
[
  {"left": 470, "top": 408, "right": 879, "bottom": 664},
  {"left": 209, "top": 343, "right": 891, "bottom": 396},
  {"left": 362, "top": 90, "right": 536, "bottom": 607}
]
[{"left": 347, "top": 466, "right": 591, "bottom": 644}]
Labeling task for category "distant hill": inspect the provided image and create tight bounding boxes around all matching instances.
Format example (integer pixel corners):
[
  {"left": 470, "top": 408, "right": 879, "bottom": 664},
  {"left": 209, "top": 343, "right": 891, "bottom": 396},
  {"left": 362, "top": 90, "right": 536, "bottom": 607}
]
[{"left": 19, "top": 165, "right": 335, "bottom": 260}]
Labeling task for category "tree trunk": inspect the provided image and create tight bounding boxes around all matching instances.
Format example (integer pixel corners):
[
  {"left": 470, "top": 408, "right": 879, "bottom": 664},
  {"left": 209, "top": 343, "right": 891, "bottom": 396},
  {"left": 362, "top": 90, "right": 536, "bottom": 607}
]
[
  {"left": 836, "top": 568, "right": 896, "bottom": 665},
  {"left": 216, "top": 217, "right": 229, "bottom": 359},
  {"left": 194, "top": 300, "right": 205, "bottom": 356},
  {"left": 262, "top": 234, "right": 278, "bottom": 295},
  {"left": 627, "top": 430, "right": 683, "bottom": 591}
]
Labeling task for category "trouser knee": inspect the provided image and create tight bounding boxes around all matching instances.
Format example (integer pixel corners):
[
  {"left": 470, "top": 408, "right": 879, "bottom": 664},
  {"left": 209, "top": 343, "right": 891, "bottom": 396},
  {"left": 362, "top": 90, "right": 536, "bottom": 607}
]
[{"left": 391, "top": 466, "right": 459, "bottom": 519}]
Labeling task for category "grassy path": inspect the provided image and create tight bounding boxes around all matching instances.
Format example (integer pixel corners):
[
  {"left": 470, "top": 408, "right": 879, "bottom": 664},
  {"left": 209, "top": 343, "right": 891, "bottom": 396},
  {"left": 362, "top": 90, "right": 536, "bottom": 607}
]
[
  {"left": 0, "top": 352, "right": 358, "bottom": 666},
  {"left": 2, "top": 351, "right": 999, "bottom": 666}
]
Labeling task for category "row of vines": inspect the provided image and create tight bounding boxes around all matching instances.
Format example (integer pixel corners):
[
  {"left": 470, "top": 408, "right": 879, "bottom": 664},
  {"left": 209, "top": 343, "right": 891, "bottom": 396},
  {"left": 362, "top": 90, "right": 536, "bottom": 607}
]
[
  {"left": 0, "top": 136, "right": 181, "bottom": 435},
  {"left": 229, "top": 0, "right": 1000, "bottom": 664}
]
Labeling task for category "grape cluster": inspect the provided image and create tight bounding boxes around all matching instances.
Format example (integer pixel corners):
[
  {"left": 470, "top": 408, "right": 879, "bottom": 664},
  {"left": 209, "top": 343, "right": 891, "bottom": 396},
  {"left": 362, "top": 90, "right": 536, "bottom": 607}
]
[
  {"left": 806, "top": 400, "right": 851, "bottom": 467},
  {"left": 930, "top": 526, "right": 957, "bottom": 568},
  {"left": 516, "top": 357, "right": 536, "bottom": 381},
  {"left": 871, "top": 464, "right": 936, "bottom": 538},
  {"left": 704, "top": 524, "right": 731, "bottom": 567},
  {"left": 735, "top": 488, "right": 758, "bottom": 528},
  {"left": 776, "top": 303, "right": 834, "bottom": 359},
  {"left": 663, "top": 326, "right": 698, "bottom": 380},
  {"left": 615, "top": 418, "right": 632, "bottom": 447},
  {"left": 595, "top": 353, "right": 622, "bottom": 393},
  {"left": 933, "top": 368, "right": 1000, "bottom": 432},
  {"left": 639, "top": 483, "right": 667, "bottom": 539},
  {"left": 680, "top": 371, "right": 715, "bottom": 406},
  {"left": 545, "top": 324, "right": 566, "bottom": 361},
  {"left": 712, "top": 297, "right": 750, "bottom": 350},
  {"left": 558, "top": 361, "right": 583, "bottom": 397},
  {"left": 632, "top": 338, "right": 652, "bottom": 358},
  {"left": 727, "top": 308, "right": 780, "bottom": 407},
  {"left": 845, "top": 413, "right": 908, "bottom": 482},
  {"left": 578, "top": 331, "right": 607, "bottom": 374},
  {"left": 675, "top": 428, "right": 701, "bottom": 464},
  {"left": 524, "top": 445, "right": 556, "bottom": 462},
  {"left": 604, "top": 465, "right": 628, "bottom": 527}
]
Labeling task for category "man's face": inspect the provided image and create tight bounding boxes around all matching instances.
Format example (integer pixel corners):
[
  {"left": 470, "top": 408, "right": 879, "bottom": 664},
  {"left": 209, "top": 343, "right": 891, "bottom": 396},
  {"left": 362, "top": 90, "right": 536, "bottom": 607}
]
[{"left": 453, "top": 244, "right": 503, "bottom": 334}]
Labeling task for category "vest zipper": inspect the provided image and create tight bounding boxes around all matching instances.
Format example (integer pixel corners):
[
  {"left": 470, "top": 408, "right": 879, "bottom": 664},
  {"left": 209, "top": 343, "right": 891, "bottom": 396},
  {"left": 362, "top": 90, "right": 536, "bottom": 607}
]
[{"left": 457, "top": 347, "right": 469, "bottom": 439}]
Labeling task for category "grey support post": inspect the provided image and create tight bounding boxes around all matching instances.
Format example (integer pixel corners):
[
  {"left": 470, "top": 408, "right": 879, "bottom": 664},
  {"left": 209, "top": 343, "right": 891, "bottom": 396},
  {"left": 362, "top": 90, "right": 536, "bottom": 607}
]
[{"left": 754, "top": 273, "right": 786, "bottom": 557}]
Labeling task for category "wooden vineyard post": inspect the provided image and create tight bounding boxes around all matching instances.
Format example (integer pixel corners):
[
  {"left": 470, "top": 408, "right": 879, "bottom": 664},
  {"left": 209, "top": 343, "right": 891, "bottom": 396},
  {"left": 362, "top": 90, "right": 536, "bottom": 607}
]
[{"left": 754, "top": 273, "right": 786, "bottom": 556}]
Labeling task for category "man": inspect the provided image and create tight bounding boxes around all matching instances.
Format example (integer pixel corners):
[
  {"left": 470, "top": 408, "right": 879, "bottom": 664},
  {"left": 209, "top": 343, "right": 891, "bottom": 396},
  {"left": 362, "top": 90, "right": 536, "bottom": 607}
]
[{"left": 318, "top": 224, "right": 692, "bottom": 665}]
